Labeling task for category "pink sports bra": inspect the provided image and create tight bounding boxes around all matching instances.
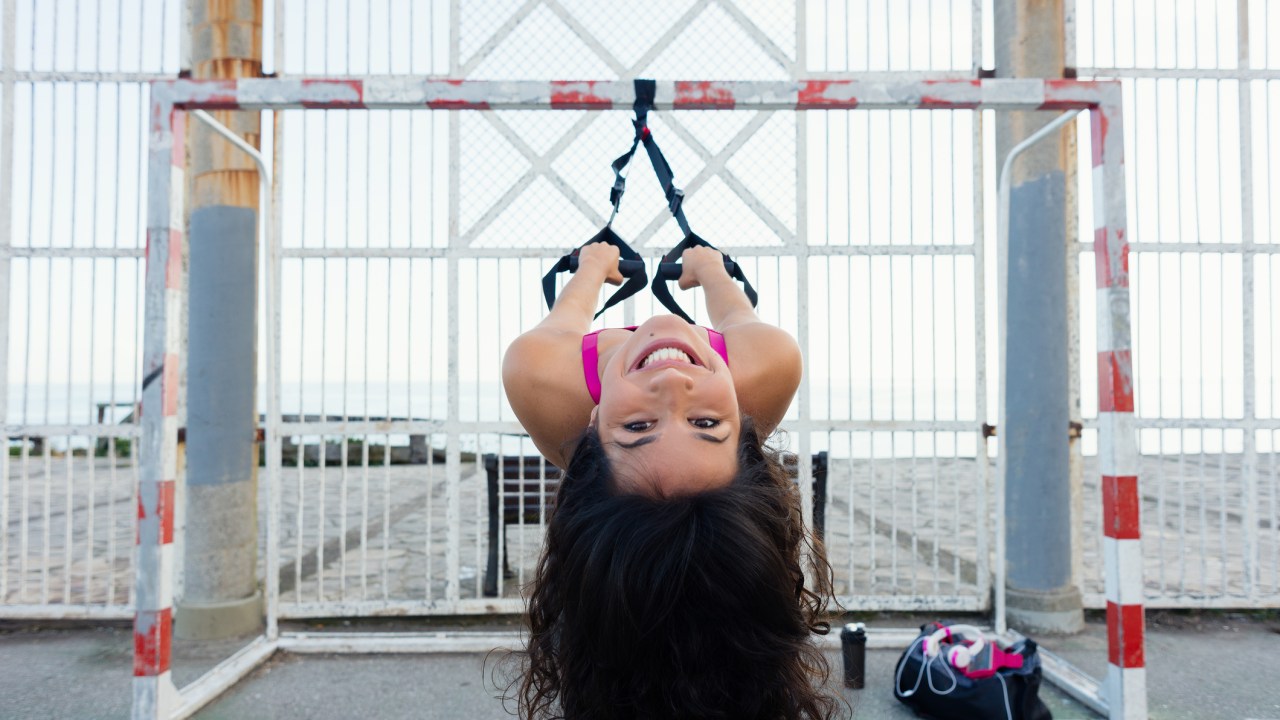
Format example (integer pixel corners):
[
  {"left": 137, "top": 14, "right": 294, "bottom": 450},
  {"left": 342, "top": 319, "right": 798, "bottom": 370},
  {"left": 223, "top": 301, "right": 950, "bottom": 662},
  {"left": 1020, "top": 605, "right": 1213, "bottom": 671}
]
[{"left": 581, "top": 326, "right": 729, "bottom": 405}]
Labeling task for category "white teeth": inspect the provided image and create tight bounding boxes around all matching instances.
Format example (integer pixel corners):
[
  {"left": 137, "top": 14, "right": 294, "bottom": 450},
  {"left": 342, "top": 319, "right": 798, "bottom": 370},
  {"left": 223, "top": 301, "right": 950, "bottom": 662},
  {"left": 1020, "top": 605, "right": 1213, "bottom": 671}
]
[{"left": 640, "top": 347, "right": 693, "bottom": 368}]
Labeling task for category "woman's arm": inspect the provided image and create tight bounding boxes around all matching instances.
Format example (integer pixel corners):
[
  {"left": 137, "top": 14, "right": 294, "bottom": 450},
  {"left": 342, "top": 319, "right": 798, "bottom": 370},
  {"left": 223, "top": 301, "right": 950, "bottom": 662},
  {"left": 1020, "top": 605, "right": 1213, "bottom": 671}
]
[
  {"left": 533, "top": 242, "right": 623, "bottom": 336},
  {"left": 678, "top": 246, "right": 801, "bottom": 436},
  {"left": 677, "top": 246, "right": 759, "bottom": 332},
  {"left": 503, "top": 242, "right": 622, "bottom": 466}
]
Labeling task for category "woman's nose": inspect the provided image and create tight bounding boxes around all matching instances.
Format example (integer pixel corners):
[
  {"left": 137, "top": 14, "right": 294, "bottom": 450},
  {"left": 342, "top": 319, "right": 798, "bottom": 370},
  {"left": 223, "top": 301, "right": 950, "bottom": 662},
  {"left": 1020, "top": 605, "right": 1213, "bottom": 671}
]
[{"left": 647, "top": 367, "right": 695, "bottom": 393}]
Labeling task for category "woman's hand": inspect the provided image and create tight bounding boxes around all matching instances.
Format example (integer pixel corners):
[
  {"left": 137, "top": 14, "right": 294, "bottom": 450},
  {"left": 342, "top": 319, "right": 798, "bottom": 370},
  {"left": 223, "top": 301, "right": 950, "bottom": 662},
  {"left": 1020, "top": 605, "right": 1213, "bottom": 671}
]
[
  {"left": 677, "top": 246, "right": 730, "bottom": 290},
  {"left": 578, "top": 242, "right": 624, "bottom": 286}
]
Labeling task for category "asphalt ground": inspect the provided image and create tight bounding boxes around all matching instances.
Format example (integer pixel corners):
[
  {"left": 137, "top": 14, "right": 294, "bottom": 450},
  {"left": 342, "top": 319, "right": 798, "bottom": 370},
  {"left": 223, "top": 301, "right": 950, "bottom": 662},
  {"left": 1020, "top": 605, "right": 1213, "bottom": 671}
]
[{"left": 1, "top": 612, "right": 1277, "bottom": 719}]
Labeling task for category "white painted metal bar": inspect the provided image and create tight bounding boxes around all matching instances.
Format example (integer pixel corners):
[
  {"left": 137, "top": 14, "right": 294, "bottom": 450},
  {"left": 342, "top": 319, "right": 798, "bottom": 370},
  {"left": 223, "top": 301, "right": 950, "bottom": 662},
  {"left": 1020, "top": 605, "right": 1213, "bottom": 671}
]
[
  {"left": 1237, "top": 0, "right": 1260, "bottom": 604},
  {"left": 0, "top": 1, "right": 15, "bottom": 606},
  {"left": 170, "top": 637, "right": 277, "bottom": 720}
]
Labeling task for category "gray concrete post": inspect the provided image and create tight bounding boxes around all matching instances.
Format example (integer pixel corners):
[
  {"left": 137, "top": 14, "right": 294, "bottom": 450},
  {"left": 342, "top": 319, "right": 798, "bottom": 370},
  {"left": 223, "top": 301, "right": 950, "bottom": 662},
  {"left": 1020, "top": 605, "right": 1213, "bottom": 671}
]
[
  {"left": 175, "top": 0, "right": 265, "bottom": 640},
  {"left": 995, "top": 0, "right": 1085, "bottom": 634}
]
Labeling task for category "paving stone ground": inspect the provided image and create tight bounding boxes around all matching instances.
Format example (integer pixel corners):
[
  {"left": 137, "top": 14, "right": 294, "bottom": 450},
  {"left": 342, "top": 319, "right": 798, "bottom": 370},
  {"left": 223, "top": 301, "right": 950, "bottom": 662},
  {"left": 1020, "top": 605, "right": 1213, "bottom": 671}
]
[{"left": 5, "top": 452, "right": 1278, "bottom": 609}]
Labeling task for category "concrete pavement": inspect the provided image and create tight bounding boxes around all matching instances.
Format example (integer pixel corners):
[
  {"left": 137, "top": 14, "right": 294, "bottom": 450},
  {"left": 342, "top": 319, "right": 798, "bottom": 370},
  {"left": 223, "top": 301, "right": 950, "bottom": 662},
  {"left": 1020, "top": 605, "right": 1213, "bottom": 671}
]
[{"left": 2, "top": 612, "right": 1277, "bottom": 719}]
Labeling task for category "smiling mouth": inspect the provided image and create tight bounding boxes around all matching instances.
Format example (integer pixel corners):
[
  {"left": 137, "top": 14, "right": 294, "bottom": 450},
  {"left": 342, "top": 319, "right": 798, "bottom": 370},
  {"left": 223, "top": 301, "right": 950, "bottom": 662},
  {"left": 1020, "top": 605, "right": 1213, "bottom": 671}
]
[
  {"left": 629, "top": 339, "right": 703, "bottom": 372},
  {"left": 640, "top": 347, "right": 693, "bottom": 368}
]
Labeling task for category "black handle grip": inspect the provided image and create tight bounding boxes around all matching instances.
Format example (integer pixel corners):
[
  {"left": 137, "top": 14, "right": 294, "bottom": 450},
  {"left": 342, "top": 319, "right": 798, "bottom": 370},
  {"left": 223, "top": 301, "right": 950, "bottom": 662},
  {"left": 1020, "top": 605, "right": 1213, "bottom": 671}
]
[
  {"left": 568, "top": 256, "right": 646, "bottom": 277},
  {"left": 657, "top": 260, "right": 737, "bottom": 281}
]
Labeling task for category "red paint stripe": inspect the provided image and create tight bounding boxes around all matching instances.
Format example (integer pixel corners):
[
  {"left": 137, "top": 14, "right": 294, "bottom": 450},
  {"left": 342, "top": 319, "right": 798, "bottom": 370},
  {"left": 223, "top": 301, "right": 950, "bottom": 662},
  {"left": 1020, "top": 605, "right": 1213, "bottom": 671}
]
[
  {"left": 1097, "top": 350, "right": 1135, "bottom": 413},
  {"left": 136, "top": 479, "right": 177, "bottom": 545},
  {"left": 134, "top": 607, "right": 173, "bottom": 676},
  {"left": 550, "top": 81, "right": 612, "bottom": 109},
  {"left": 1091, "top": 109, "right": 1109, "bottom": 168},
  {"left": 428, "top": 79, "right": 490, "bottom": 110},
  {"left": 920, "top": 79, "right": 981, "bottom": 109},
  {"left": 1093, "top": 227, "right": 1129, "bottom": 288},
  {"left": 1038, "top": 79, "right": 1099, "bottom": 110},
  {"left": 1106, "top": 602, "right": 1145, "bottom": 668},
  {"left": 427, "top": 99, "right": 491, "bottom": 110},
  {"left": 1102, "top": 475, "right": 1141, "bottom": 539},
  {"left": 170, "top": 111, "right": 186, "bottom": 168},
  {"left": 165, "top": 229, "right": 182, "bottom": 290},
  {"left": 1093, "top": 227, "right": 1109, "bottom": 287},
  {"left": 182, "top": 79, "right": 239, "bottom": 109},
  {"left": 163, "top": 355, "right": 179, "bottom": 417},
  {"left": 159, "top": 479, "right": 175, "bottom": 544},
  {"left": 301, "top": 79, "right": 365, "bottom": 109},
  {"left": 797, "top": 80, "right": 858, "bottom": 109},
  {"left": 674, "top": 81, "right": 735, "bottom": 109}
]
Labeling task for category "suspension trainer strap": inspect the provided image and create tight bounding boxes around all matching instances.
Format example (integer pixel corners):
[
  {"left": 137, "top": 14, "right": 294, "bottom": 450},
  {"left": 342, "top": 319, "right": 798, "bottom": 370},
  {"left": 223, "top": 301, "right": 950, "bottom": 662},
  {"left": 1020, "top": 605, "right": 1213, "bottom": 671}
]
[
  {"left": 541, "top": 86, "right": 655, "bottom": 317},
  {"left": 628, "top": 80, "right": 757, "bottom": 323},
  {"left": 633, "top": 80, "right": 692, "bottom": 237}
]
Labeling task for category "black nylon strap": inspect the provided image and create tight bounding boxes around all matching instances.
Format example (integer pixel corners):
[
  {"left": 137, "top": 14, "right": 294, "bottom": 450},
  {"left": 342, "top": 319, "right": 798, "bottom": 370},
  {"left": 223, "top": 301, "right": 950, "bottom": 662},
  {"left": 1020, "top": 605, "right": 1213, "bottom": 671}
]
[
  {"left": 542, "top": 78, "right": 758, "bottom": 323},
  {"left": 650, "top": 233, "right": 758, "bottom": 324},
  {"left": 542, "top": 226, "right": 648, "bottom": 319},
  {"left": 629, "top": 80, "right": 756, "bottom": 321},
  {"left": 605, "top": 80, "right": 655, "bottom": 221},
  {"left": 541, "top": 83, "right": 656, "bottom": 317},
  {"left": 639, "top": 125, "right": 692, "bottom": 237}
]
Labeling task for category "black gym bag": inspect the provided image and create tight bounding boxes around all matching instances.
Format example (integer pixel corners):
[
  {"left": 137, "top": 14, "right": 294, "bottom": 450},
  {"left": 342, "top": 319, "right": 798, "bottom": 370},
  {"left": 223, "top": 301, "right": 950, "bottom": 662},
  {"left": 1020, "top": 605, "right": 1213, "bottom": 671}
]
[{"left": 893, "top": 622, "right": 1052, "bottom": 720}]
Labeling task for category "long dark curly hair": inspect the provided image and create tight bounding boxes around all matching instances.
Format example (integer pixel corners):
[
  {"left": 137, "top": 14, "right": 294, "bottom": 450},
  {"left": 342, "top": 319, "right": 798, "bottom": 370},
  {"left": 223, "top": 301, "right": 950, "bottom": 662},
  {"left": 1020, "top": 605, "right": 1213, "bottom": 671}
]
[{"left": 512, "top": 417, "right": 840, "bottom": 719}]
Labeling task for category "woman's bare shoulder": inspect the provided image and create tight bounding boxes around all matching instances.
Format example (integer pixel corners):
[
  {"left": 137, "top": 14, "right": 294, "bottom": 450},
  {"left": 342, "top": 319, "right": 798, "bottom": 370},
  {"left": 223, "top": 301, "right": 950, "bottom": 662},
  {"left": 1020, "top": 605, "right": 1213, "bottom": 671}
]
[
  {"left": 721, "top": 323, "right": 802, "bottom": 435},
  {"left": 503, "top": 329, "right": 594, "bottom": 466}
]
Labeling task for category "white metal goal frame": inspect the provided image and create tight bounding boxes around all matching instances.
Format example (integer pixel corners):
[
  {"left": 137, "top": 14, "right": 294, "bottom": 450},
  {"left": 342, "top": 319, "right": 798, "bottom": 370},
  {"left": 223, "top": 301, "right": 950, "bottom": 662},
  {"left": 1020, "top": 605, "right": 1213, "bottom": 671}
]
[{"left": 137, "top": 77, "right": 1142, "bottom": 719}]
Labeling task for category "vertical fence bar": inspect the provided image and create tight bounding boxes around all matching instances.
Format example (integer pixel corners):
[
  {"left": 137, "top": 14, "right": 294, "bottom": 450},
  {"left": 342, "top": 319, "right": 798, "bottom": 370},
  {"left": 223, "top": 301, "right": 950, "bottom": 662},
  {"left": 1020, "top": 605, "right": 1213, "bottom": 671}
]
[
  {"left": 1236, "top": 0, "right": 1259, "bottom": 603},
  {"left": 794, "top": 0, "right": 813, "bottom": 542},
  {"left": 133, "top": 92, "right": 182, "bottom": 719},
  {"left": 1093, "top": 91, "right": 1146, "bottom": 720},
  {"left": 0, "top": 0, "right": 15, "bottom": 607}
]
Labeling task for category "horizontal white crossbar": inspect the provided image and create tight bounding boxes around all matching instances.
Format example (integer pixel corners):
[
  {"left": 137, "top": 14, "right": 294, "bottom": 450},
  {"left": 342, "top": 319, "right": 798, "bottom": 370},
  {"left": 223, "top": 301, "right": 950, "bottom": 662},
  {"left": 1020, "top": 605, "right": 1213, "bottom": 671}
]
[{"left": 149, "top": 77, "right": 1119, "bottom": 113}]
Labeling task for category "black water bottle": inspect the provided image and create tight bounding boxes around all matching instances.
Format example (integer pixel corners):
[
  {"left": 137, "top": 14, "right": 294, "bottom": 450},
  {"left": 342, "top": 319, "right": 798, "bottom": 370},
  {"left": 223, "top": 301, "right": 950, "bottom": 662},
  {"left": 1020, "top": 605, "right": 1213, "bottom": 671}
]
[{"left": 840, "top": 622, "right": 867, "bottom": 689}]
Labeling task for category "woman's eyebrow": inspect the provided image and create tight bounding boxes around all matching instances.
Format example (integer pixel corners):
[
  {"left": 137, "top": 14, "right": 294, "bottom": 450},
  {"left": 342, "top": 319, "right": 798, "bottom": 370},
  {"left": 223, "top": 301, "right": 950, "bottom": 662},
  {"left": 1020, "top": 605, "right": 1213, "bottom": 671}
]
[{"left": 616, "top": 435, "right": 660, "bottom": 449}]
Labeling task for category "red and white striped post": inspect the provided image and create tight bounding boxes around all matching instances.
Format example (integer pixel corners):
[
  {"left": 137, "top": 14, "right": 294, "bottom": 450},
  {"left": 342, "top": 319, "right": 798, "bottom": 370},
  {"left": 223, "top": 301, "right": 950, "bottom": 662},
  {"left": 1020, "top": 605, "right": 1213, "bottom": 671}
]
[
  {"left": 1092, "top": 89, "right": 1147, "bottom": 720},
  {"left": 135, "top": 96, "right": 183, "bottom": 719}
]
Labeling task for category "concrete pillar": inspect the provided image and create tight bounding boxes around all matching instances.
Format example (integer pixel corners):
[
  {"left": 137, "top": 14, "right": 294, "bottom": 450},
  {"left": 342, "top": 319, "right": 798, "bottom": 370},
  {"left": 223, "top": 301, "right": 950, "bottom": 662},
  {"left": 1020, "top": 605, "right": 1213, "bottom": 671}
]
[
  {"left": 995, "top": 0, "right": 1084, "bottom": 634},
  {"left": 176, "top": 0, "right": 265, "bottom": 640}
]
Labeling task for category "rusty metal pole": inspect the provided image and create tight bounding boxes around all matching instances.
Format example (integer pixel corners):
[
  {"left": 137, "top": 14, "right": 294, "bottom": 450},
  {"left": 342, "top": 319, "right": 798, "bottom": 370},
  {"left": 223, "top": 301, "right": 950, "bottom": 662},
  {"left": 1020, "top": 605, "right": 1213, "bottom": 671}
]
[
  {"left": 995, "top": 0, "right": 1085, "bottom": 634},
  {"left": 176, "top": 0, "right": 265, "bottom": 640}
]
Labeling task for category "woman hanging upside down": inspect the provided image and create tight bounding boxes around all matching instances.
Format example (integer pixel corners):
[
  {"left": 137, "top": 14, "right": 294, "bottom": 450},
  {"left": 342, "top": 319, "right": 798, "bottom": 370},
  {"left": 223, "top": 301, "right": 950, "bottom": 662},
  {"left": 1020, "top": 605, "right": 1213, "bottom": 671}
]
[{"left": 502, "top": 241, "right": 840, "bottom": 719}]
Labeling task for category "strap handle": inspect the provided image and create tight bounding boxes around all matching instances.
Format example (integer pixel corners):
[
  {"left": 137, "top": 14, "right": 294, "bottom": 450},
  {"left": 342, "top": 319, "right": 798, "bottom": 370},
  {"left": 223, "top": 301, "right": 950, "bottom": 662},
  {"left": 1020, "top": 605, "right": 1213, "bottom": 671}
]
[
  {"left": 542, "top": 226, "right": 648, "bottom": 319},
  {"left": 651, "top": 233, "right": 758, "bottom": 324}
]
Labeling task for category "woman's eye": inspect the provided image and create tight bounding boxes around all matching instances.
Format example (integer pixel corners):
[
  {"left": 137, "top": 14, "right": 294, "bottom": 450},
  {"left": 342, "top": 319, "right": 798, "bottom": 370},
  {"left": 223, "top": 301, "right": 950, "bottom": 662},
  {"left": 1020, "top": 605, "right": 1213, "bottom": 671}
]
[
  {"left": 623, "top": 421, "right": 653, "bottom": 433},
  {"left": 690, "top": 418, "right": 720, "bottom": 429}
]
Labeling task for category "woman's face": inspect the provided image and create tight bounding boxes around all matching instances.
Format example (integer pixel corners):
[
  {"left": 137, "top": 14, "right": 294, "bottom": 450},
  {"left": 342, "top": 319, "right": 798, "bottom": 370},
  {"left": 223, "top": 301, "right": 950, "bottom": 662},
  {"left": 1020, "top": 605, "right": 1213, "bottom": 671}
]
[{"left": 593, "top": 315, "right": 741, "bottom": 495}]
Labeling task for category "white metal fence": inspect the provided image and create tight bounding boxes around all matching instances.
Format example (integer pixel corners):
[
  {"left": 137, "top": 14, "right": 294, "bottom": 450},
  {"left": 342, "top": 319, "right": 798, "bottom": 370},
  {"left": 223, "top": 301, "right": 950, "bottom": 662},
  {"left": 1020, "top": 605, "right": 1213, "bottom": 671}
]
[
  {"left": 1071, "top": 0, "right": 1280, "bottom": 608},
  {"left": 2, "top": 0, "right": 1278, "bottom": 622},
  {"left": 1, "top": 0, "right": 181, "bottom": 617}
]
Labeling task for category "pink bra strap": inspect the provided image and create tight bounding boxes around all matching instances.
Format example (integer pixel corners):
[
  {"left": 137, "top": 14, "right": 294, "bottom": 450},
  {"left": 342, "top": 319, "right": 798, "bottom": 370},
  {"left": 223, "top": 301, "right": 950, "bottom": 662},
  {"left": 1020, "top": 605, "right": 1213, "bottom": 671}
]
[
  {"left": 582, "top": 330, "right": 604, "bottom": 404},
  {"left": 707, "top": 328, "right": 729, "bottom": 367}
]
